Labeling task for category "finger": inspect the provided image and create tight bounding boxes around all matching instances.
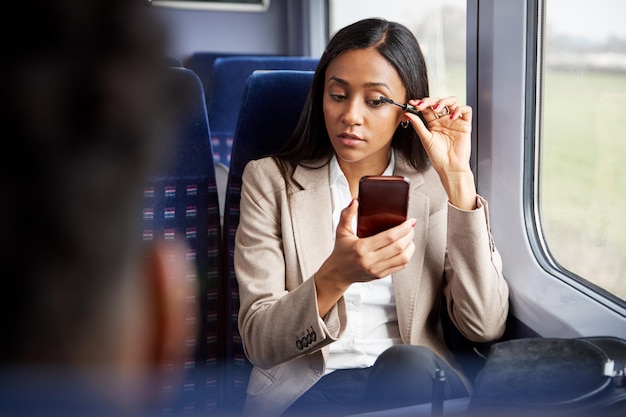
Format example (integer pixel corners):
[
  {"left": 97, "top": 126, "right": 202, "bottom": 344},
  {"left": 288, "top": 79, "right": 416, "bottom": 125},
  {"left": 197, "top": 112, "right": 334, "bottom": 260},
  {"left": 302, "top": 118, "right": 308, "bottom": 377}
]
[
  {"left": 366, "top": 218, "right": 416, "bottom": 253},
  {"left": 368, "top": 234, "right": 416, "bottom": 277},
  {"left": 386, "top": 240, "right": 416, "bottom": 274},
  {"left": 450, "top": 105, "right": 472, "bottom": 121},
  {"left": 410, "top": 97, "right": 457, "bottom": 121},
  {"left": 337, "top": 198, "right": 358, "bottom": 236}
]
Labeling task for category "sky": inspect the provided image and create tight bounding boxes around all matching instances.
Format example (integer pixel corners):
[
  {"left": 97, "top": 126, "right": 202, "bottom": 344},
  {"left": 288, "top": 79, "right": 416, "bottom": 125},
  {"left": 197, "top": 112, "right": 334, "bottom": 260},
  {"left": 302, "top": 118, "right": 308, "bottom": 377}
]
[
  {"left": 545, "top": 0, "right": 626, "bottom": 41},
  {"left": 328, "top": 0, "right": 464, "bottom": 34},
  {"left": 330, "top": 0, "right": 626, "bottom": 42}
]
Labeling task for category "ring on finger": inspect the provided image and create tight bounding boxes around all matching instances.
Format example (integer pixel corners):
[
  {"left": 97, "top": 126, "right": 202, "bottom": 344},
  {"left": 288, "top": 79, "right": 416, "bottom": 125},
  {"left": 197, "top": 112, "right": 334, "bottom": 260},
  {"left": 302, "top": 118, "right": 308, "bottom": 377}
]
[{"left": 432, "top": 105, "right": 450, "bottom": 119}]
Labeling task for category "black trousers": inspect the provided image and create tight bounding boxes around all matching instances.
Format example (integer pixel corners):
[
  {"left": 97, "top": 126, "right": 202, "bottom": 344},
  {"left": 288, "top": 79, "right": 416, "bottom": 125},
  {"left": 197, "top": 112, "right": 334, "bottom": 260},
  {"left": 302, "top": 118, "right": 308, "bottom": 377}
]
[{"left": 281, "top": 345, "right": 469, "bottom": 417}]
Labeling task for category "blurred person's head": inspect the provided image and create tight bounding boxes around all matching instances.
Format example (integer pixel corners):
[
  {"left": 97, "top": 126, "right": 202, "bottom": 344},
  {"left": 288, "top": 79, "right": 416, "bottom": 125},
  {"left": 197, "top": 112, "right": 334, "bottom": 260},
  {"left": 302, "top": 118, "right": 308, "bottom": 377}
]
[{"left": 1, "top": 0, "right": 194, "bottom": 413}]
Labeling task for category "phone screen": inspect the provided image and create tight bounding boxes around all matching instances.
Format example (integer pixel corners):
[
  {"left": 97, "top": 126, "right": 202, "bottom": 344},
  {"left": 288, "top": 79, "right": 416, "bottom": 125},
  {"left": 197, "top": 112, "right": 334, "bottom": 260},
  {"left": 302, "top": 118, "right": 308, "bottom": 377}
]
[{"left": 356, "top": 175, "right": 410, "bottom": 238}]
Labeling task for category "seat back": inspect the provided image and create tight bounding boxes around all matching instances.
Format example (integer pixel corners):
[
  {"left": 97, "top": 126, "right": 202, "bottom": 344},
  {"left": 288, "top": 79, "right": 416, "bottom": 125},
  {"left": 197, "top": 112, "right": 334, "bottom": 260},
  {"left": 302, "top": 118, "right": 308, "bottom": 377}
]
[
  {"left": 183, "top": 52, "right": 278, "bottom": 106},
  {"left": 141, "top": 67, "right": 222, "bottom": 414},
  {"left": 221, "top": 69, "right": 315, "bottom": 414},
  {"left": 206, "top": 56, "right": 319, "bottom": 166}
]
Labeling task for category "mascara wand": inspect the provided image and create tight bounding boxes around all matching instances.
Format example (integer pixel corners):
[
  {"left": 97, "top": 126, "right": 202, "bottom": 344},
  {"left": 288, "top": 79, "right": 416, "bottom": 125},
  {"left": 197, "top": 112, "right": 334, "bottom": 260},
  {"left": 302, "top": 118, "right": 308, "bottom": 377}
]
[{"left": 379, "top": 96, "right": 421, "bottom": 116}]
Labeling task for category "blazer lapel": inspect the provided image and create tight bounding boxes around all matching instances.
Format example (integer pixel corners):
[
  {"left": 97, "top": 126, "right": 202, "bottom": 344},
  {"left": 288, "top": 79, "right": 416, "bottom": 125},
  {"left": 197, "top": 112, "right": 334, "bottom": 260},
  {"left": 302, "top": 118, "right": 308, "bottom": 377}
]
[
  {"left": 290, "top": 163, "right": 335, "bottom": 281},
  {"left": 393, "top": 158, "right": 429, "bottom": 342}
]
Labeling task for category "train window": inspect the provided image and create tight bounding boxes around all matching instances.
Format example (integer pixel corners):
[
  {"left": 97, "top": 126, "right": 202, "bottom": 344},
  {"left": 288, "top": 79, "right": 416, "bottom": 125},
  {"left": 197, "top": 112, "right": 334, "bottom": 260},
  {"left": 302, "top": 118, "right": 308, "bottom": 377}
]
[
  {"left": 536, "top": 0, "right": 626, "bottom": 301},
  {"left": 151, "top": 0, "right": 270, "bottom": 12},
  {"left": 328, "top": 0, "right": 466, "bottom": 103}
]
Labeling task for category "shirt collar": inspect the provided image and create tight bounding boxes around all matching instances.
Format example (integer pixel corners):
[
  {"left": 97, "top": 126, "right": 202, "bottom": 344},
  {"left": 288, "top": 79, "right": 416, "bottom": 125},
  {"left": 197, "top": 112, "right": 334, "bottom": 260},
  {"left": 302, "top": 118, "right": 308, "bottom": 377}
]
[{"left": 329, "top": 149, "right": 396, "bottom": 187}]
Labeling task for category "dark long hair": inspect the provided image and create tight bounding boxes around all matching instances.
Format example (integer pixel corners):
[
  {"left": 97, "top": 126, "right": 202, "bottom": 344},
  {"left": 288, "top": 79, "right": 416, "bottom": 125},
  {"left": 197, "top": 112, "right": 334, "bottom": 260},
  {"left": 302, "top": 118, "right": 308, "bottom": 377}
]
[{"left": 274, "top": 18, "right": 431, "bottom": 175}]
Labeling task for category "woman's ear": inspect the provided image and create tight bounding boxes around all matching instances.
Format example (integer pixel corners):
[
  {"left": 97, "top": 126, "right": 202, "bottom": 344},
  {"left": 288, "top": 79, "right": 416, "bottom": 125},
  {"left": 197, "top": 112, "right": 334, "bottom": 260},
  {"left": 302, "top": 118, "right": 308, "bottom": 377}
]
[{"left": 145, "top": 240, "right": 197, "bottom": 368}]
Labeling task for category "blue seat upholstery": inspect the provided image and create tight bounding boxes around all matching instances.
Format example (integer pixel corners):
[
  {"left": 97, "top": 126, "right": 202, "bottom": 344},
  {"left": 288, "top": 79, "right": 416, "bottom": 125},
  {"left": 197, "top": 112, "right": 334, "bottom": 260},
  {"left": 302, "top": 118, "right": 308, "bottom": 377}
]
[
  {"left": 221, "top": 70, "right": 315, "bottom": 414},
  {"left": 183, "top": 52, "right": 225, "bottom": 89},
  {"left": 141, "top": 67, "right": 222, "bottom": 414},
  {"left": 183, "top": 52, "right": 271, "bottom": 106},
  {"left": 206, "top": 56, "right": 319, "bottom": 167}
]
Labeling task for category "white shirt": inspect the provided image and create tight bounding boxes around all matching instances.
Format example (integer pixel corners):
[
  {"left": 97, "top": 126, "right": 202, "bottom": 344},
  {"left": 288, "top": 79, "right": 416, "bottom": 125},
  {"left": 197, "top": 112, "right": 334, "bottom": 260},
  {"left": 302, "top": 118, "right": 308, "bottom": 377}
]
[{"left": 325, "top": 152, "right": 402, "bottom": 374}]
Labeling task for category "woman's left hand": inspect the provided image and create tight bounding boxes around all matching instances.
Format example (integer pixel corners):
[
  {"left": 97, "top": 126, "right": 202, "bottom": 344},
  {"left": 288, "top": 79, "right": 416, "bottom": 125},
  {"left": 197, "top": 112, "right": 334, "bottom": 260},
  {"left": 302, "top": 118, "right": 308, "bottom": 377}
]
[
  {"left": 405, "top": 96, "right": 477, "bottom": 210},
  {"left": 405, "top": 96, "right": 472, "bottom": 174}
]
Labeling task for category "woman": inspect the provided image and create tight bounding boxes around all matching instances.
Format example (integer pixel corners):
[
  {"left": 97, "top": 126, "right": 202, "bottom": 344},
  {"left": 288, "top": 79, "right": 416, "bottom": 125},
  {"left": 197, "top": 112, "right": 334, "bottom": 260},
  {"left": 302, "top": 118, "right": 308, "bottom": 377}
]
[{"left": 234, "top": 18, "right": 509, "bottom": 417}]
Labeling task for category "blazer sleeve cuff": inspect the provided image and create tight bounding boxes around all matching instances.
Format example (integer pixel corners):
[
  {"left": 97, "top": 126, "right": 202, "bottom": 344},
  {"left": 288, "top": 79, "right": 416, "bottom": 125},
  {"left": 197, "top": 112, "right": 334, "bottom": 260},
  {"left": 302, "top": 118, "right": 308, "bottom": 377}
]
[{"left": 309, "top": 276, "right": 347, "bottom": 340}]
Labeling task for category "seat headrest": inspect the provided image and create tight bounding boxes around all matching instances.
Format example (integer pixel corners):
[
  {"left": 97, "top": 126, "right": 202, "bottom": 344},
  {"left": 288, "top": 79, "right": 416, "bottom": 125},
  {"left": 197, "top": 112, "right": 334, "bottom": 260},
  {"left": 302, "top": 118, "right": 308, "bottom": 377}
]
[{"left": 229, "top": 69, "right": 315, "bottom": 176}]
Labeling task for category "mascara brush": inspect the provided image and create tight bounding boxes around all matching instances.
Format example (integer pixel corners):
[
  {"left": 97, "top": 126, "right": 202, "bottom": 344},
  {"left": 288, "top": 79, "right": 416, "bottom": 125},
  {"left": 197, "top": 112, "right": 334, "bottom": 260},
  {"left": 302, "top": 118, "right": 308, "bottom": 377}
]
[{"left": 379, "top": 96, "right": 421, "bottom": 116}]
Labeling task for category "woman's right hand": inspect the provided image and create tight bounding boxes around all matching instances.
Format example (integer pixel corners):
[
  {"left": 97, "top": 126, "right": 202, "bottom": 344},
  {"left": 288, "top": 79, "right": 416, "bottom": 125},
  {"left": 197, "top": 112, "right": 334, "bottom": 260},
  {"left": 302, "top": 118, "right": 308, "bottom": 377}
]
[{"left": 314, "top": 198, "right": 416, "bottom": 317}]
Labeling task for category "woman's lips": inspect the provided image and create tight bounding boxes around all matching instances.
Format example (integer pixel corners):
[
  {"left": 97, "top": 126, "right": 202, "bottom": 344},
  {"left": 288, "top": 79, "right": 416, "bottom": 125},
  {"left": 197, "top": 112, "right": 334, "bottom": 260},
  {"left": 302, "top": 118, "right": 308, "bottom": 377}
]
[{"left": 338, "top": 133, "right": 364, "bottom": 146}]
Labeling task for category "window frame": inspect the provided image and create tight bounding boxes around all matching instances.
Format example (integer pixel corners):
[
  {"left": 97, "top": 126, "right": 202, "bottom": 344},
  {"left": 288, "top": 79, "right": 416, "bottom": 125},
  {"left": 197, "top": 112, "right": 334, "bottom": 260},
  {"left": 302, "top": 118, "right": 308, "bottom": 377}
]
[
  {"left": 526, "top": 0, "right": 626, "bottom": 311},
  {"left": 469, "top": 0, "right": 626, "bottom": 337}
]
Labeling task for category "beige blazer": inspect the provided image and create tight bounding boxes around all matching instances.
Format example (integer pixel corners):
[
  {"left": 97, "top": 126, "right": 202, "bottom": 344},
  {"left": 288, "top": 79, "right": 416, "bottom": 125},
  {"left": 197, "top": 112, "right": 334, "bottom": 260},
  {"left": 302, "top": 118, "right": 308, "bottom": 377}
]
[{"left": 234, "top": 155, "right": 509, "bottom": 417}]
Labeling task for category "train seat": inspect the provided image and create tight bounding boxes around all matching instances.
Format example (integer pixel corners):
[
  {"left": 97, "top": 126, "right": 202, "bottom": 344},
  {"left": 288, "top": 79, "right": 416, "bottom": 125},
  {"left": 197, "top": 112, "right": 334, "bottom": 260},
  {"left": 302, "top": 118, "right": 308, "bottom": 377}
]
[
  {"left": 184, "top": 52, "right": 278, "bottom": 107},
  {"left": 205, "top": 56, "right": 319, "bottom": 167},
  {"left": 222, "top": 69, "right": 315, "bottom": 414},
  {"left": 141, "top": 67, "right": 222, "bottom": 415}
]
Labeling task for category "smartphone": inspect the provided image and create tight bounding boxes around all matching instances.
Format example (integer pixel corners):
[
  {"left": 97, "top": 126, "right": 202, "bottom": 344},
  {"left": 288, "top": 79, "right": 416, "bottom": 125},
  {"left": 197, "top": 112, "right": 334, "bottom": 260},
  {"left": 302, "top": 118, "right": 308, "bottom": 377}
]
[{"left": 356, "top": 175, "right": 410, "bottom": 238}]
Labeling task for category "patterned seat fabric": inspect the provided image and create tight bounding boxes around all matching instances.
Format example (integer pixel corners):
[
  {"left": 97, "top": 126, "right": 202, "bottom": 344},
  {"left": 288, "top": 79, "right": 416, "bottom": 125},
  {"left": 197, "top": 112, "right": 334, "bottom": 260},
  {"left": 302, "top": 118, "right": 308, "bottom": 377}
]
[{"left": 141, "top": 67, "right": 222, "bottom": 414}]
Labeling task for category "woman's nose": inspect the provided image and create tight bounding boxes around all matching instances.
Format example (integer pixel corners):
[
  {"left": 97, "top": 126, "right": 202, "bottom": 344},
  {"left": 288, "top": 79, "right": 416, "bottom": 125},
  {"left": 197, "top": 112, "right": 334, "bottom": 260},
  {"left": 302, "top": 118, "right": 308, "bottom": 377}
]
[{"left": 341, "top": 99, "right": 364, "bottom": 126}]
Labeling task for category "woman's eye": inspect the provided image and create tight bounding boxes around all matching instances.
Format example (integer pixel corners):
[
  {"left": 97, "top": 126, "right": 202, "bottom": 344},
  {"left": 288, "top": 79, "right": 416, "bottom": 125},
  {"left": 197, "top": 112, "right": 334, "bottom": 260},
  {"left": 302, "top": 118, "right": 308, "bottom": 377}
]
[
  {"left": 330, "top": 93, "right": 346, "bottom": 101},
  {"left": 369, "top": 99, "right": 383, "bottom": 107}
]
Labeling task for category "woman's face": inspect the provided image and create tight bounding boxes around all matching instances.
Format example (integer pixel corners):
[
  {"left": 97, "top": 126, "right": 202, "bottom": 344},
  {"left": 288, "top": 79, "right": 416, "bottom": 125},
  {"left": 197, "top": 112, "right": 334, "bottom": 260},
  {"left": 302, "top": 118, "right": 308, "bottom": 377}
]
[{"left": 323, "top": 47, "right": 407, "bottom": 174}]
